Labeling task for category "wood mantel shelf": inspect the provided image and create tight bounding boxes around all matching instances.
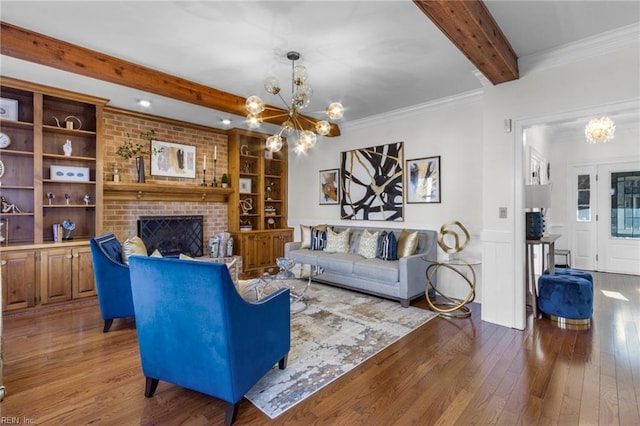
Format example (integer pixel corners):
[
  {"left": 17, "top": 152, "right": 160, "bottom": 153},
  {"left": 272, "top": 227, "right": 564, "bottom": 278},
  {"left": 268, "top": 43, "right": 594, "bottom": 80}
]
[{"left": 103, "top": 182, "right": 233, "bottom": 202}]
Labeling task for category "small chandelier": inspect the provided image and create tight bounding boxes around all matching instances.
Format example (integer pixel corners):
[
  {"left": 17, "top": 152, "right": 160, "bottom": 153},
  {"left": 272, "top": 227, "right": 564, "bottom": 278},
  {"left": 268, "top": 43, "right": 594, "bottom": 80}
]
[
  {"left": 585, "top": 116, "right": 616, "bottom": 144},
  {"left": 245, "top": 51, "right": 344, "bottom": 154}
]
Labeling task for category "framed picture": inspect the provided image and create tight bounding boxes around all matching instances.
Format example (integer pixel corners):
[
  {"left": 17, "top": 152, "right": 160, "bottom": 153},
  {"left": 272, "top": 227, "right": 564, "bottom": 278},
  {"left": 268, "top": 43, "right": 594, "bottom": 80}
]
[
  {"left": 151, "top": 140, "right": 196, "bottom": 179},
  {"left": 0, "top": 98, "right": 18, "bottom": 121},
  {"left": 319, "top": 168, "right": 340, "bottom": 205},
  {"left": 239, "top": 178, "right": 252, "bottom": 194},
  {"left": 406, "top": 156, "right": 441, "bottom": 203},
  {"left": 341, "top": 142, "right": 404, "bottom": 221}
]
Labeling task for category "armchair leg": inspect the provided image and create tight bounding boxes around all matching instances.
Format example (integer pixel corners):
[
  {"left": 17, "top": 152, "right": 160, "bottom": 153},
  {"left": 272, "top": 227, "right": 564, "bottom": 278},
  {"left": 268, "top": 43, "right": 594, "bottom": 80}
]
[
  {"left": 279, "top": 354, "right": 288, "bottom": 369},
  {"left": 103, "top": 319, "right": 114, "bottom": 333},
  {"left": 145, "top": 377, "right": 159, "bottom": 397},
  {"left": 225, "top": 402, "right": 239, "bottom": 426}
]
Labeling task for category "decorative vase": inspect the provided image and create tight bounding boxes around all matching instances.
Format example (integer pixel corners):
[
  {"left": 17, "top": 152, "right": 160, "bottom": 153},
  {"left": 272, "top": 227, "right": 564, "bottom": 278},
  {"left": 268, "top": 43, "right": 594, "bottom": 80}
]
[{"left": 136, "top": 156, "right": 145, "bottom": 183}]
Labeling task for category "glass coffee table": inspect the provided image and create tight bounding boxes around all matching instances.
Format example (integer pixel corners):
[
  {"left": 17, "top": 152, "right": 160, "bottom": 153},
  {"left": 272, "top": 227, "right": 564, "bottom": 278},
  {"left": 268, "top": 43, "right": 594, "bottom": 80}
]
[{"left": 256, "top": 262, "right": 324, "bottom": 313}]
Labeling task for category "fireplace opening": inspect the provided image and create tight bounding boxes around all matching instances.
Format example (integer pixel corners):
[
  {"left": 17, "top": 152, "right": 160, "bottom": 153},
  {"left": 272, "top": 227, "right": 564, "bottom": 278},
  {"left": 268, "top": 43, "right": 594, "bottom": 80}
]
[{"left": 137, "top": 215, "right": 203, "bottom": 258}]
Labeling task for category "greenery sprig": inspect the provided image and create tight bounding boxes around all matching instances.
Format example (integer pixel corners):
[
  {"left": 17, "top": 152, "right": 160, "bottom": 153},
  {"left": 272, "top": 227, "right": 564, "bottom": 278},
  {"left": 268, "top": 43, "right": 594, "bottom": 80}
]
[{"left": 117, "top": 129, "right": 161, "bottom": 160}]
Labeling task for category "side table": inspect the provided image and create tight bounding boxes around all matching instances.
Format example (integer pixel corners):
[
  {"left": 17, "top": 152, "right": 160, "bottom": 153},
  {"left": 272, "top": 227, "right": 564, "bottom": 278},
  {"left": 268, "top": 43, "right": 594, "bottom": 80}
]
[{"left": 422, "top": 256, "right": 481, "bottom": 318}]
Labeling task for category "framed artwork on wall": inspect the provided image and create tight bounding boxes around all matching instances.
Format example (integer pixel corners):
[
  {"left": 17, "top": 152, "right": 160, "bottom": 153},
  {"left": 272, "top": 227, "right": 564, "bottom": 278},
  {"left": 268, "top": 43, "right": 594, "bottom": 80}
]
[
  {"left": 151, "top": 140, "right": 196, "bottom": 179},
  {"left": 406, "top": 156, "right": 441, "bottom": 204},
  {"left": 340, "top": 141, "right": 404, "bottom": 221},
  {"left": 319, "top": 169, "right": 340, "bottom": 205}
]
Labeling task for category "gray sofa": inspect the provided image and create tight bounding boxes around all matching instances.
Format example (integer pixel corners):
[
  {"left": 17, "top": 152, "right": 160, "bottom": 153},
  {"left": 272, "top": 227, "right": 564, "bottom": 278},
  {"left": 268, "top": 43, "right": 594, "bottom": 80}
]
[{"left": 284, "top": 225, "right": 437, "bottom": 307}]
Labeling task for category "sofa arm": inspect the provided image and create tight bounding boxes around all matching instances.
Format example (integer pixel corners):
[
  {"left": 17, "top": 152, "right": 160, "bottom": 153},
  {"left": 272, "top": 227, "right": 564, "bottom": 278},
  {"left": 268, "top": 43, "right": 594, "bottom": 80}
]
[
  {"left": 284, "top": 241, "right": 302, "bottom": 258},
  {"left": 398, "top": 253, "right": 436, "bottom": 303}
]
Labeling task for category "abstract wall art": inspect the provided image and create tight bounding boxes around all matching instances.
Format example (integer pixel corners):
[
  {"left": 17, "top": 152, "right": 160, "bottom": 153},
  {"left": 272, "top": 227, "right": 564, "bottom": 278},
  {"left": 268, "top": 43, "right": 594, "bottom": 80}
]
[
  {"left": 340, "top": 142, "right": 403, "bottom": 221},
  {"left": 406, "top": 156, "right": 441, "bottom": 203}
]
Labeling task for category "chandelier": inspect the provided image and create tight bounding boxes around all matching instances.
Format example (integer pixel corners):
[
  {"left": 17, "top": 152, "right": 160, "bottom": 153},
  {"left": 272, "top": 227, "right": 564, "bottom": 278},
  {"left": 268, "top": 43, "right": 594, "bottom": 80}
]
[
  {"left": 245, "top": 51, "right": 344, "bottom": 154},
  {"left": 585, "top": 116, "right": 616, "bottom": 144}
]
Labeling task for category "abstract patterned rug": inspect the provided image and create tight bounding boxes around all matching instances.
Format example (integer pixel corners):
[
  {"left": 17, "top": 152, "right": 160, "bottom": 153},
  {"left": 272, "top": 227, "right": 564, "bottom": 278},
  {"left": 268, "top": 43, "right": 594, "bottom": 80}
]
[{"left": 245, "top": 283, "right": 438, "bottom": 419}]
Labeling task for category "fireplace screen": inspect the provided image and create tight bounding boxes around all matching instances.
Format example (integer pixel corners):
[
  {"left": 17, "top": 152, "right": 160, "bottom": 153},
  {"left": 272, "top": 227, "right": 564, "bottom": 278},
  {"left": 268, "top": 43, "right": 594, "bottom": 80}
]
[{"left": 137, "top": 215, "right": 204, "bottom": 257}]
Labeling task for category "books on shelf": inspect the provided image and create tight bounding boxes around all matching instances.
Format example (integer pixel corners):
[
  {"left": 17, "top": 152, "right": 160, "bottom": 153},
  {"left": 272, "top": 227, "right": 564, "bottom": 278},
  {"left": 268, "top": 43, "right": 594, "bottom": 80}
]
[{"left": 53, "top": 223, "right": 62, "bottom": 243}]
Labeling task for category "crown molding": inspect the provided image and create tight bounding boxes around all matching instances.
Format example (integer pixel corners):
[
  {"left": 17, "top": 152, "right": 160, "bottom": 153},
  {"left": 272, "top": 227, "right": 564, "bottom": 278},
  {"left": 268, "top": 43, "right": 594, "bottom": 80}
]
[
  {"left": 342, "top": 89, "right": 483, "bottom": 131},
  {"left": 519, "top": 24, "right": 640, "bottom": 75}
]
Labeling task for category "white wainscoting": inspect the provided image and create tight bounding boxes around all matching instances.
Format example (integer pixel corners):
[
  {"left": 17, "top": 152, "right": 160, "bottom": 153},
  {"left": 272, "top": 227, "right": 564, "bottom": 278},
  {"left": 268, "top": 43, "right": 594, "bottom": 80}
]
[{"left": 481, "top": 230, "right": 525, "bottom": 330}]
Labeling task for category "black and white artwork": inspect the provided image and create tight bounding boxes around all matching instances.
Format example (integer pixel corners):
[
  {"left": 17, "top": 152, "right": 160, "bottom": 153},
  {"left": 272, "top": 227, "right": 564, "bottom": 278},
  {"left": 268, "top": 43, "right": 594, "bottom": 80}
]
[{"left": 340, "top": 142, "right": 403, "bottom": 221}]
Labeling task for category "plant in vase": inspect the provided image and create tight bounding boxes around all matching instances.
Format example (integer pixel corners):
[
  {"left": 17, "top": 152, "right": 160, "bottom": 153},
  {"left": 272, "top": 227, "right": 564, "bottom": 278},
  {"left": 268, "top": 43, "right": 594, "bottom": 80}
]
[
  {"left": 116, "top": 129, "right": 161, "bottom": 183},
  {"left": 221, "top": 174, "right": 229, "bottom": 188}
]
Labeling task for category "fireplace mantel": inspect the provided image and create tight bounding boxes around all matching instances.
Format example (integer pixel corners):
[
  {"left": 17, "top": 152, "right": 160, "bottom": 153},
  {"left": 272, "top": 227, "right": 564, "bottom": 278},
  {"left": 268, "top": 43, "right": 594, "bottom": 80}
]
[{"left": 104, "top": 182, "right": 233, "bottom": 202}]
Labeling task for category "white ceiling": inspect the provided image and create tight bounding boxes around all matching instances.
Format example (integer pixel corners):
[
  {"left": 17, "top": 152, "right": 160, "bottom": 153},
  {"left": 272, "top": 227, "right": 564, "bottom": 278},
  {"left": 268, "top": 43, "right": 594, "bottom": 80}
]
[{"left": 1, "top": 1, "right": 639, "bottom": 132}]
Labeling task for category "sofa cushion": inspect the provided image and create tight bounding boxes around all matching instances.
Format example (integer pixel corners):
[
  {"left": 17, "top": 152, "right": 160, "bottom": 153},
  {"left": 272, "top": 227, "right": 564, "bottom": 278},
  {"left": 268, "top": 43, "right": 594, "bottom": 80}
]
[
  {"left": 398, "top": 230, "right": 419, "bottom": 258},
  {"left": 122, "top": 236, "right": 148, "bottom": 264},
  {"left": 353, "top": 258, "right": 400, "bottom": 282},
  {"left": 300, "top": 224, "right": 330, "bottom": 249},
  {"left": 311, "top": 228, "right": 327, "bottom": 250},
  {"left": 324, "top": 228, "right": 350, "bottom": 253},
  {"left": 289, "top": 248, "right": 318, "bottom": 264},
  {"left": 377, "top": 231, "right": 398, "bottom": 261},
  {"left": 317, "top": 253, "right": 361, "bottom": 274},
  {"left": 357, "top": 229, "right": 379, "bottom": 259}
]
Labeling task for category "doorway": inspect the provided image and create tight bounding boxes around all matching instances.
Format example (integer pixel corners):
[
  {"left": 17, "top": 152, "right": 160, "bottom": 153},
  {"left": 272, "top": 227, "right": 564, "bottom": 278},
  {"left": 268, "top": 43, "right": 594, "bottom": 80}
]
[{"left": 569, "top": 161, "right": 640, "bottom": 274}]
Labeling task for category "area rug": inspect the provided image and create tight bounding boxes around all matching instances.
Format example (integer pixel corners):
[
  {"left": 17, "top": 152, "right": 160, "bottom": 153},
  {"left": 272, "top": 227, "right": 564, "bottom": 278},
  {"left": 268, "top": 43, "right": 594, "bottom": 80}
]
[{"left": 244, "top": 283, "right": 438, "bottom": 419}]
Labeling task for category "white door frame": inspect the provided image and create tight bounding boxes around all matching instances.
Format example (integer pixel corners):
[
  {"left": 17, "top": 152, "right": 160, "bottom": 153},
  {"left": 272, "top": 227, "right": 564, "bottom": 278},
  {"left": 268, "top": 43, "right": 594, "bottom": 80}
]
[{"left": 513, "top": 99, "right": 638, "bottom": 330}]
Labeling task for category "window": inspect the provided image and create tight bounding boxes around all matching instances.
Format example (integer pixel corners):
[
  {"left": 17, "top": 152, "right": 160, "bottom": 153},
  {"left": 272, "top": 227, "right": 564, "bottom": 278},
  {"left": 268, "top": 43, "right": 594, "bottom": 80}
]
[
  {"left": 577, "top": 174, "right": 591, "bottom": 222},
  {"left": 611, "top": 171, "right": 640, "bottom": 238}
]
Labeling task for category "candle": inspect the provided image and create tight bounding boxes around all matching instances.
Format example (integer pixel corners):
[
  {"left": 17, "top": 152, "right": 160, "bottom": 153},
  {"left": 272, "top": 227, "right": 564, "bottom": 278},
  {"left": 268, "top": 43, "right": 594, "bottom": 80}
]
[
  {"left": 214, "top": 145, "right": 217, "bottom": 160},
  {"left": 203, "top": 155, "right": 207, "bottom": 171}
]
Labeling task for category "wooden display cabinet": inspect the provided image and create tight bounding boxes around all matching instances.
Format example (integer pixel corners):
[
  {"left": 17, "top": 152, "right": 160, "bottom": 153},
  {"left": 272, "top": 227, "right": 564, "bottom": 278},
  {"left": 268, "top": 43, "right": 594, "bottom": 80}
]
[
  {"left": 0, "top": 77, "right": 105, "bottom": 312},
  {"left": 227, "top": 129, "right": 293, "bottom": 277}
]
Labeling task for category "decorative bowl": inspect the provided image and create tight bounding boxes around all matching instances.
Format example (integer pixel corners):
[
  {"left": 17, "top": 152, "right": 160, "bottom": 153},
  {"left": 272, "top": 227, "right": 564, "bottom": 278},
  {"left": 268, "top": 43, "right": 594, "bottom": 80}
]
[{"left": 276, "top": 257, "right": 296, "bottom": 272}]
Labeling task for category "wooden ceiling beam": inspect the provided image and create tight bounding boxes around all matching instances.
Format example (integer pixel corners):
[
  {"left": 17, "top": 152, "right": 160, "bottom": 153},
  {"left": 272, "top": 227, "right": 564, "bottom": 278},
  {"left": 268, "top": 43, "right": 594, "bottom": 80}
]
[
  {"left": 413, "top": 0, "right": 518, "bottom": 84},
  {"left": 0, "top": 22, "right": 340, "bottom": 136}
]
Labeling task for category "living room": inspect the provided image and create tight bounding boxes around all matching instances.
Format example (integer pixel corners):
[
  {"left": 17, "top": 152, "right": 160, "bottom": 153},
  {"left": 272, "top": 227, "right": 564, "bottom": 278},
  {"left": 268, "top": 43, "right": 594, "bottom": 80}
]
[{"left": 1, "top": 1, "right": 639, "bottom": 424}]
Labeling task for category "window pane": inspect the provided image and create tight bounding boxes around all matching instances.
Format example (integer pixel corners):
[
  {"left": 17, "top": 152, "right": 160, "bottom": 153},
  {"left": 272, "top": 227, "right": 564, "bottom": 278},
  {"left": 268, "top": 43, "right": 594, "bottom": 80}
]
[
  {"left": 611, "top": 171, "right": 640, "bottom": 238},
  {"left": 577, "top": 174, "right": 590, "bottom": 222}
]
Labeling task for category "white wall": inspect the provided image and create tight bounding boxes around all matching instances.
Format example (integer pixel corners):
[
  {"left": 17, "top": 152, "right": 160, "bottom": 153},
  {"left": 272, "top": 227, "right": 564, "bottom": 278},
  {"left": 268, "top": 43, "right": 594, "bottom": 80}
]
[{"left": 287, "top": 41, "right": 639, "bottom": 329}]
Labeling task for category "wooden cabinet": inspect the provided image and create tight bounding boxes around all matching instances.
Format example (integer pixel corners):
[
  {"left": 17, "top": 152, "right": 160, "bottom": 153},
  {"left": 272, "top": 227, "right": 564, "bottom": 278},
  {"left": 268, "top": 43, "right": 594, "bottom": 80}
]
[
  {"left": 40, "top": 245, "right": 96, "bottom": 305},
  {"left": 233, "top": 230, "right": 293, "bottom": 277},
  {"left": 1, "top": 250, "right": 37, "bottom": 311},
  {"left": 0, "top": 77, "right": 105, "bottom": 312},
  {"left": 227, "top": 129, "right": 293, "bottom": 276}
]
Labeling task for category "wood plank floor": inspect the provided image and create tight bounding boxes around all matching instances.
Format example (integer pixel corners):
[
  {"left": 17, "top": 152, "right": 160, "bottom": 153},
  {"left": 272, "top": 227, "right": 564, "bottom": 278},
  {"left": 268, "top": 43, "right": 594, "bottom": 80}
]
[{"left": 1, "top": 272, "right": 639, "bottom": 425}]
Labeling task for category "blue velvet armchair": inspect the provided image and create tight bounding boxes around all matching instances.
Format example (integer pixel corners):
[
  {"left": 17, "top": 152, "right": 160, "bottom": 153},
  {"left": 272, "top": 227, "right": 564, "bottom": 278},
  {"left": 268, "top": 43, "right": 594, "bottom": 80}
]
[
  {"left": 128, "top": 256, "right": 291, "bottom": 425},
  {"left": 89, "top": 233, "right": 135, "bottom": 332}
]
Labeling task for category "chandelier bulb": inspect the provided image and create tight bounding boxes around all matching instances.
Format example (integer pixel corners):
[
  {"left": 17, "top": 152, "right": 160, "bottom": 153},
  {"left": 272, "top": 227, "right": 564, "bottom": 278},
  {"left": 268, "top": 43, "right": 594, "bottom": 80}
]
[
  {"left": 246, "top": 114, "right": 262, "bottom": 129},
  {"left": 327, "top": 102, "right": 344, "bottom": 120},
  {"left": 264, "top": 77, "right": 280, "bottom": 95},
  {"left": 315, "top": 120, "right": 331, "bottom": 136},
  {"left": 293, "top": 65, "right": 307, "bottom": 86},
  {"left": 246, "top": 96, "right": 265, "bottom": 115},
  {"left": 585, "top": 116, "right": 615, "bottom": 144},
  {"left": 266, "top": 135, "right": 283, "bottom": 152}
]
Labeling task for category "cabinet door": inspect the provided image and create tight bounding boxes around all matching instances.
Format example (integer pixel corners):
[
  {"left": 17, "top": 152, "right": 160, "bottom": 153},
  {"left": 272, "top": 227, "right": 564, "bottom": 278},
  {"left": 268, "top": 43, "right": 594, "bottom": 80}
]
[
  {"left": 244, "top": 233, "right": 273, "bottom": 271},
  {"left": 272, "top": 230, "right": 293, "bottom": 260},
  {"left": 72, "top": 246, "right": 96, "bottom": 298},
  {"left": 1, "top": 251, "right": 37, "bottom": 311},
  {"left": 40, "top": 248, "right": 73, "bottom": 304}
]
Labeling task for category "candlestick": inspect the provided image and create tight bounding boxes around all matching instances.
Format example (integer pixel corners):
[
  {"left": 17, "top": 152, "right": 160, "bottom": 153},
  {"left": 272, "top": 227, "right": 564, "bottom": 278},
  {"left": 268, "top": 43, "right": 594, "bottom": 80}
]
[
  {"left": 211, "top": 158, "right": 218, "bottom": 187},
  {"left": 203, "top": 155, "right": 207, "bottom": 171},
  {"left": 201, "top": 168, "right": 207, "bottom": 186},
  {"left": 214, "top": 145, "right": 217, "bottom": 160}
]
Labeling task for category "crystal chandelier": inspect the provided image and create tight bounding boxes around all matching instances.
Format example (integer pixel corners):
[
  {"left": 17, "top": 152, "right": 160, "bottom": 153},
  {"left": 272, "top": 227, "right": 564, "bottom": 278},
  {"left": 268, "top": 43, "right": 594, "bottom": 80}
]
[
  {"left": 585, "top": 116, "right": 616, "bottom": 144},
  {"left": 245, "top": 51, "right": 344, "bottom": 154}
]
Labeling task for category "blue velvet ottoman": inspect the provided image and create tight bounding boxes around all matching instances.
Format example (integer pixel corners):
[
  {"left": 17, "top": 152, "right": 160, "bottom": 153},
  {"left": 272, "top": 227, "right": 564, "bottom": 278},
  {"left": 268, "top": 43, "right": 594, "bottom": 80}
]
[
  {"left": 537, "top": 274, "right": 593, "bottom": 329},
  {"left": 544, "top": 267, "right": 593, "bottom": 283}
]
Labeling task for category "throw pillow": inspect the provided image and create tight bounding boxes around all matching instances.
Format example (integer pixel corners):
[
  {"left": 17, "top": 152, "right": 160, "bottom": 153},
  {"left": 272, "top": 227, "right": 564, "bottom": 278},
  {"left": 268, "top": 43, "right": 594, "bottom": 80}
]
[
  {"left": 300, "top": 224, "right": 329, "bottom": 249},
  {"left": 122, "top": 236, "right": 148, "bottom": 264},
  {"left": 179, "top": 253, "right": 194, "bottom": 260},
  {"left": 150, "top": 249, "right": 163, "bottom": 257},
  {"left": 310, "top": 228, "right": 327, "bottom": 251},
  {"left": 324, "top": 228, "right": 351, "bottom": 253},
  {"left": 357, "top": 229, "right": 379, "bottom": 259},
  {"left": 397, "top": 230, "right": 419, "bottom": 258},
  {"left": 376, "top": 231, "right": 398, "bottom": 261}
]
